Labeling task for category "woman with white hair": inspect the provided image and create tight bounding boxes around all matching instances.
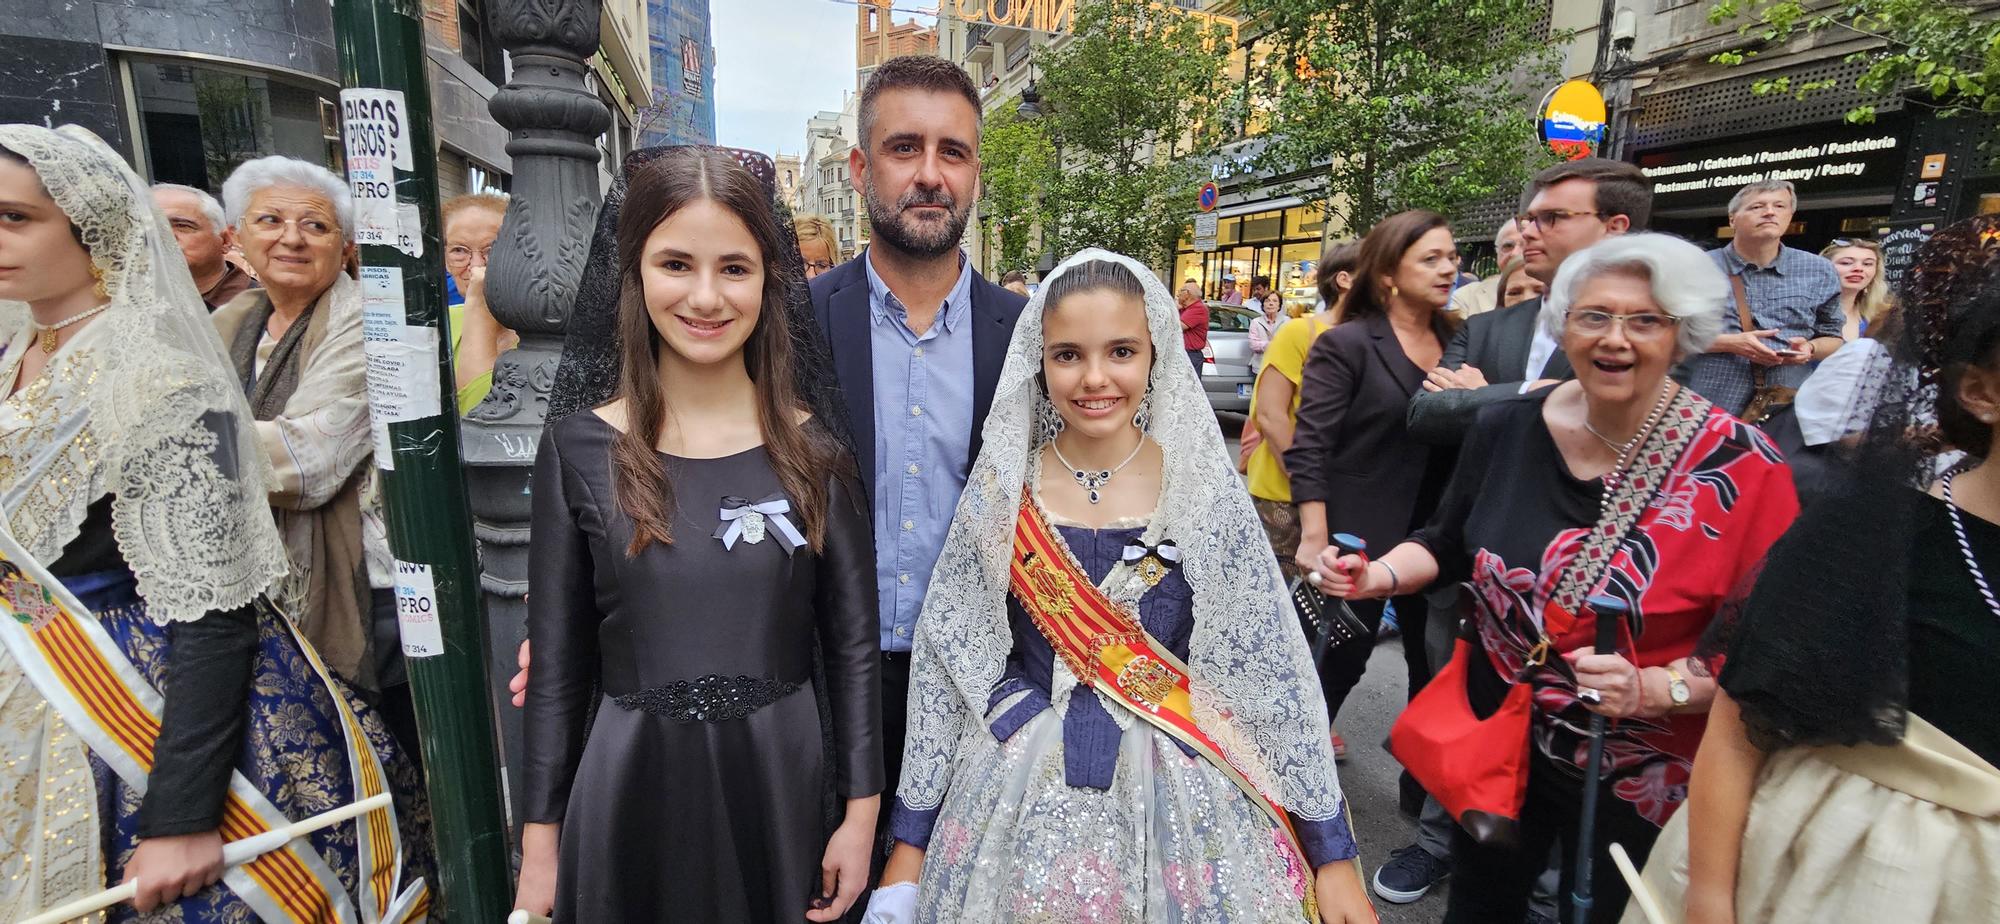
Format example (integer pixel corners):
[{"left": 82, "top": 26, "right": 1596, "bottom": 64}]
[
  {"left": 1313, "top": 234, "right": 1800, "bottom": 923},
  {"left": 211, "top": 156, "right": 386, "bottom": 693}
]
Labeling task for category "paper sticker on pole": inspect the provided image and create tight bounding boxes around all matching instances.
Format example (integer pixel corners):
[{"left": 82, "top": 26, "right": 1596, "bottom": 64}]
[
  {"left": 340, "top": 88, "right": 421, "bottom": 257},
  {"left": 1538, "top": 80, "right": 1607, "bottom": 161},
  {"left": 394, "top": 560, "right": 444, "bottom": 658}
]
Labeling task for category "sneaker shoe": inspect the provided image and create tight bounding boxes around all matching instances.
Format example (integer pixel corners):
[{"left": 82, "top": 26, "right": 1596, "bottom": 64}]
[
  {"left": 1525, "top": 909, "right": 1559, "bottom": 924},
  {"left": 1372, "top": 844, "right": 1451, "bottom": 904}
]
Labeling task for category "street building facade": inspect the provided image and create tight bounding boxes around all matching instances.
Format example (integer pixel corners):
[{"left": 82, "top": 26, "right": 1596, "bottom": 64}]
[{"left": 639, "top": 0, "right": 715, "bottom": 147}]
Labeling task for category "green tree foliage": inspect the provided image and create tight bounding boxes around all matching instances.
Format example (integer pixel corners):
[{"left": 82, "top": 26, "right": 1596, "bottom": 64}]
[
  {"left": 976, "top": 0, "right": 1235, "bottom": 271},
  {"left": 977, "top": 106, "right": 1057, "bottom": 274},
  {"left": 1709, "top": 0, "right": 2000, "bottom": 137},
  {"left": 1237, "top": 0, "right": 1563, "bottom": 235}
]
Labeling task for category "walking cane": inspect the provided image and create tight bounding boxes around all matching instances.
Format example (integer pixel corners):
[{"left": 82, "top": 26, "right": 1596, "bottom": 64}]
[
  {"left": 1312, "top": 533, "right": 1369, "bottom": 662},
  {"left": 1571, "top": 593, "right": 1629, "bottom": 924},
  {"left": 20, "top": 792, "right": 392, "bottom": 924}
]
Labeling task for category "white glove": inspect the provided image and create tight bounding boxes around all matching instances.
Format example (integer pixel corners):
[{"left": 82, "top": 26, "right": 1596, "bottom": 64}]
[{"left": 860, "top": 881, "right": 918, "bottom": 924}]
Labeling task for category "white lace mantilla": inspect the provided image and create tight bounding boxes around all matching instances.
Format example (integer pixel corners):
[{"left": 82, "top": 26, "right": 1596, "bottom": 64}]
[
  {"left": 0, "top": 125, "right": 287, "bottom": 622},
  {"left": 899, "top": 248, "right": 1347, "bottom": 825}
]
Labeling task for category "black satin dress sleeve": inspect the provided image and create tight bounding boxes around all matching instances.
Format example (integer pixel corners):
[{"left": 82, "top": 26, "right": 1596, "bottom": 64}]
[
  {"left": 815, "top": 473, "right": 884, "bottom": 800},
  {"left": 50, "top": 496, "right": 258, "bottom": 838},
  {"left": 522, "top": 421, "right": 604, "bottom": 825}
]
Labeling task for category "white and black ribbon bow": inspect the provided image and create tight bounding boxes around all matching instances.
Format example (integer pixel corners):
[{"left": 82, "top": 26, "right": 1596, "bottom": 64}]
[
  {"left": 713, "top": 494, "right": 807, "bottom": 555},
  {"left": 1120, "top": 539, "right": 1182, "bottom": 567}
]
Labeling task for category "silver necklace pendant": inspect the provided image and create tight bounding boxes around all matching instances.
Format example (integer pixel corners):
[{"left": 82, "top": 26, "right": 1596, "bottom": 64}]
[
  {"left": 1074, "top": 468, "right": 1112, "bottom": 504},
  {"left": 739, "top": 509, "right": 767, "bottom": 544}
]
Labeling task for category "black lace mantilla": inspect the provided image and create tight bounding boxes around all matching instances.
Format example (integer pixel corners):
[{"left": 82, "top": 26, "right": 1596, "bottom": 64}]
[{"left": 611, "top": 674, "right": 801, "bottom": 722}]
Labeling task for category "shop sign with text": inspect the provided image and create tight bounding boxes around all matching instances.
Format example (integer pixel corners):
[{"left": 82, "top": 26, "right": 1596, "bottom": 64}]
[{"left": 1636, "top": 120, "right": 1908, "bottom": 207}]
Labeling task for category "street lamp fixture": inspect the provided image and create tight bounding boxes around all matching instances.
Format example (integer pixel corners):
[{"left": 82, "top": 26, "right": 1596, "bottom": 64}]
[{"left": 1018, "top": 79, "right": 1043, "bottom": 120}]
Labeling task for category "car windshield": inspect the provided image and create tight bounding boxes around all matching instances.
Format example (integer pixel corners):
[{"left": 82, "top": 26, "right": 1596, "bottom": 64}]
[{"left": 1208, "top": 304, "right": 1256, "bottom": 333}]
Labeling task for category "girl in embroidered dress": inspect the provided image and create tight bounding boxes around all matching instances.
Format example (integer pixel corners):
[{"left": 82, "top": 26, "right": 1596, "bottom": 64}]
[
  {"left": 514, "top": 146, "right": 882, "bottom": 923},
  {"left": 863, "top": 250, "right": 1374, "bottom": 923},
  {"left": 0, "top": 124, "right": 429, "bottom": 922}
]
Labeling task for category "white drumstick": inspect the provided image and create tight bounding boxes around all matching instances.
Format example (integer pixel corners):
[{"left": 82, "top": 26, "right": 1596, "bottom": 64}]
[
  {"left": 20, "top": 793, "right": 392, "bottom": 924},
  {"left": 507, "top": 911, "right": 552, "bottom": 924},
  {"left": 1610, "top": 841, "right": 1673, "bottom": 924}
]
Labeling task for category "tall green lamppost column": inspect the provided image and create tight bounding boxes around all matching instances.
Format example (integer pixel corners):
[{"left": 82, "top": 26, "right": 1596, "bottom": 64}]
[{"left": 333, "top": 0, "right": 513, "bottom": 920}]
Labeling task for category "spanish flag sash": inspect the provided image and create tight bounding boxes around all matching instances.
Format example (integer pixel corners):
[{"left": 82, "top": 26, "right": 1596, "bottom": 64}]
[
  {"left": 0, "top": 523, "right": 428, "bottom": 924},
  {"left": 1008, "top": 493, "right": 1318, "bottom": 919}
]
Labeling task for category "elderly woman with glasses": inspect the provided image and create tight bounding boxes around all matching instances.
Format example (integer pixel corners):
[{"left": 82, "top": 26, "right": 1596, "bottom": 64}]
[
  {"left": 1314, "top": 234, "right": 1800, "bottom": 924},
  {"left": 212, "top": 156, "right": 389, "bottom": 696},
  {"left": 442, "top": 192, "right": 515, "bottom": 414}
]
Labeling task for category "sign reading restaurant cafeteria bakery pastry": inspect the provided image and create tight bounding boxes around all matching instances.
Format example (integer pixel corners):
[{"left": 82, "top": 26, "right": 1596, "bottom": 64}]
[{"left": 1636, "top": 120, "right": 1908, "bottom": 208}]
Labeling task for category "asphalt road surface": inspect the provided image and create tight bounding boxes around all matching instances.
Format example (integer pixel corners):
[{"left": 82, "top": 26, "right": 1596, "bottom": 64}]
[{"left": 1219, "top": 411, "right": 1447, "bottom": 923}]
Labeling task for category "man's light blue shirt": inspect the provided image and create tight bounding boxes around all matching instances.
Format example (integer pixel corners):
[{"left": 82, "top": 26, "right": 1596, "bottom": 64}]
[{"left": 866, "top": 251, "right": 976, "bottom": 652}]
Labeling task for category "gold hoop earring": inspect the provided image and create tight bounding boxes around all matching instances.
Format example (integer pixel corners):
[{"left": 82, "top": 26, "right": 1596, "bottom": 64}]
[{"left": 89, "top": 263, "right": 108, "bottom": 298}]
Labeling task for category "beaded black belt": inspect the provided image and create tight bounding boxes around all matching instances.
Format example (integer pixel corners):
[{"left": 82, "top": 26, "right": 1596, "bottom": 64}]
[{"left": 610, "top": 674, "right": 801, "bottom": 723}]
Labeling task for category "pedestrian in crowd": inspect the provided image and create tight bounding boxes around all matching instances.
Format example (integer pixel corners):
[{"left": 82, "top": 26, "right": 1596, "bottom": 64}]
[
  {"left": 1287, "top": 211, "right": 1461, "bottom": 758},
  {"left": 0, "top": 123, "right": 430, "bottom": 924},
  {"left": 1632, "top": 214, "right": 2000, "bottom": 924},
  {"left": 999, "top": 269, "right": 1029, "bottom": 297},
  {"left": 1246, "top": 241, "right": 1355, "bottom": 584},
  {"left": 1682, "top": 180, "right": 1843, "bottom": 421},
  {"left": 1250, "top": 288, "right": 1285, "bottom": 369},
  {"left": 804, "top": 55, "right": 1028, "bottom": 893},
  {"left": 1389, "top": 158, "right": 1650, "bottom": 911},
  {"left": 1219, "top": 272, "right": 1243, "bottom": 305},
  {"left": 514, "top": 147, "right": 881, "bottom": 923},
  {"left": 1447, "top": 221, "right": 1526, "bottom": 318},
  {"left": 1409, "top": 157, "right": 1651, "bottom": 447},
  {"left": 864, "top": 250, "right": 1376, "bottom": 923},
  {"left": 1499, "top": 260, "right": 1547, "bottom": 310},
  {"left": 151, "top": 182, "right": 256, "bottom": 310},
  {"left": 211, "top": 156, "right": 391, "bottom": 697},
  {"left": 442, "top": 192, "right": 514, "bottom": 415},
  {"left": 1821, "top": 236, "right": 1893, "bottom": 340},
  {"left": 1317, "top": 233, "right": 1800, "bottom": 924},
  {"left": 1181, "top": 274, "right": 1210, "bottom": 372},
  {"left": 796, "top": 212, "right": 843, "bottom": 280},
  {"left": 1250, "top": 273, "right": 1272, "bottom": 304}
]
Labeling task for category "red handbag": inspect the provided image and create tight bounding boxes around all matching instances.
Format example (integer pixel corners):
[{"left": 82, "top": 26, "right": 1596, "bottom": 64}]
[{"left": 1388, "top": 636, "right": 1536, "bottom": 846}]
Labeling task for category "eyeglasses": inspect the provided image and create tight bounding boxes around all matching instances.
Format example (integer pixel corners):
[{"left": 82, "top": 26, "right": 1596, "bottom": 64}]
[
  {"left": 1565, "top": 309, "right": 1678, "bottom": 339},
  {"left": 446, "top": 245, "right": 493, "bottom": 266},
  {"left": 1827, "top": 238, "right": 1879, "bottom": 250},
  {"left": 1515, "top": 209, "right": 1601, "bottom": 232},
  {"left": 804, "top": 260, "right": 834, "bottom": 274},
  {"left": 242, "top": 211, "right": 341, "bottom": 242}
]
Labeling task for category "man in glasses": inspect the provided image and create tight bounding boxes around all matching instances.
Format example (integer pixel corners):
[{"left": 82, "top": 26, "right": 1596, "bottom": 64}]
[
  {"left": 1680, "top": 179, "right": 1843, "bottom": 419},
  {"left": 1407, "top": 157, "right": 1651, "bottom": 446},
  {"left": 1379, "top": 157, "right": 1652, "bottom": 917}
]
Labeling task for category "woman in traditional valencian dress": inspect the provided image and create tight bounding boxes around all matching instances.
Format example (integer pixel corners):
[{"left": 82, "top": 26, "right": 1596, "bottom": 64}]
[
  {"left": 865, "top": 249, "right": 1375, "bottom": 923},
  {"left": 0, "top": 124, "right": 429, "bottom": 923}
]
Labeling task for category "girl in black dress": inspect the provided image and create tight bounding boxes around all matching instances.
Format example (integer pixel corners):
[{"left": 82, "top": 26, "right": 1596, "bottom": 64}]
[{"left": 515, "top": 147, "right": 882, "bottom": 922}]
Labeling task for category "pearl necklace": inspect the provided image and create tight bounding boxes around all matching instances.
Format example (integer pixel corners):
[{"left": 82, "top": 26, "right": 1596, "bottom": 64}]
[
  {"left": 1594, "top": 380, "right": 1675, "bottom": 503},
  {"left": 35, "top": 303, "right": 111, "bottom": 354},
  {"left": 1051, "top": 433, "right": 1145, "bottom": 505},
  {"left": 1941, "top": 470, "right": 2000, "bottom": 621}
]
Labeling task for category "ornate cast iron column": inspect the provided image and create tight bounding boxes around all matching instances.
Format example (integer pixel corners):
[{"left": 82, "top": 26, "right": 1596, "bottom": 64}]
[{"left": 464, "top": 0, "right": 610, "bottom": 831}]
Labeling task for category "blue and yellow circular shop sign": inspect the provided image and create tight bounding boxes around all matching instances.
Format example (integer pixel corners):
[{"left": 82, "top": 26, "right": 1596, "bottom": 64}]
[{"left": 1539, "top": 80, "right": 1608, "bottom": 160}]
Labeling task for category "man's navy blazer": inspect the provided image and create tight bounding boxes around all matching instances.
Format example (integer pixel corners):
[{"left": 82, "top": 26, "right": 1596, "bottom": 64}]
[{"left": 809, "top": 249, "right": 1027, "bottom": 495}]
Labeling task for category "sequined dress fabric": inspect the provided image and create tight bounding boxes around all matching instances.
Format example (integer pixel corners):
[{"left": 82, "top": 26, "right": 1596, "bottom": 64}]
[{"left": 905, "top": 520, "right": 1322, "bottom": 922}]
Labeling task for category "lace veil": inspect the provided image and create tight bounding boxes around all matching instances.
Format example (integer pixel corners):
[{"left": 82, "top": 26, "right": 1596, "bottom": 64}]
[
  {"left": 898, "top": 247, "right": 1346, "bottom": 823},
  {"left": 1702, "top": 214, "right": 2000, "bottom": 750},
  {"left": 0, "top": 124, "right": 287, "bottom": 622}
]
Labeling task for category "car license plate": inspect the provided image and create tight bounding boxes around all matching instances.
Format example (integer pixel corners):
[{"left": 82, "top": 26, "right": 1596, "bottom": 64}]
[{"left": 1237, "top": 383, "right": 1252, "bottom": 398}]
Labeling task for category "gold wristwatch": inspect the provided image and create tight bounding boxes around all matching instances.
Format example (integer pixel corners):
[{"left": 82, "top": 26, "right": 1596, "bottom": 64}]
[{"left": 1664, "top": 665, "right": 1692, "bottom": 709}]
